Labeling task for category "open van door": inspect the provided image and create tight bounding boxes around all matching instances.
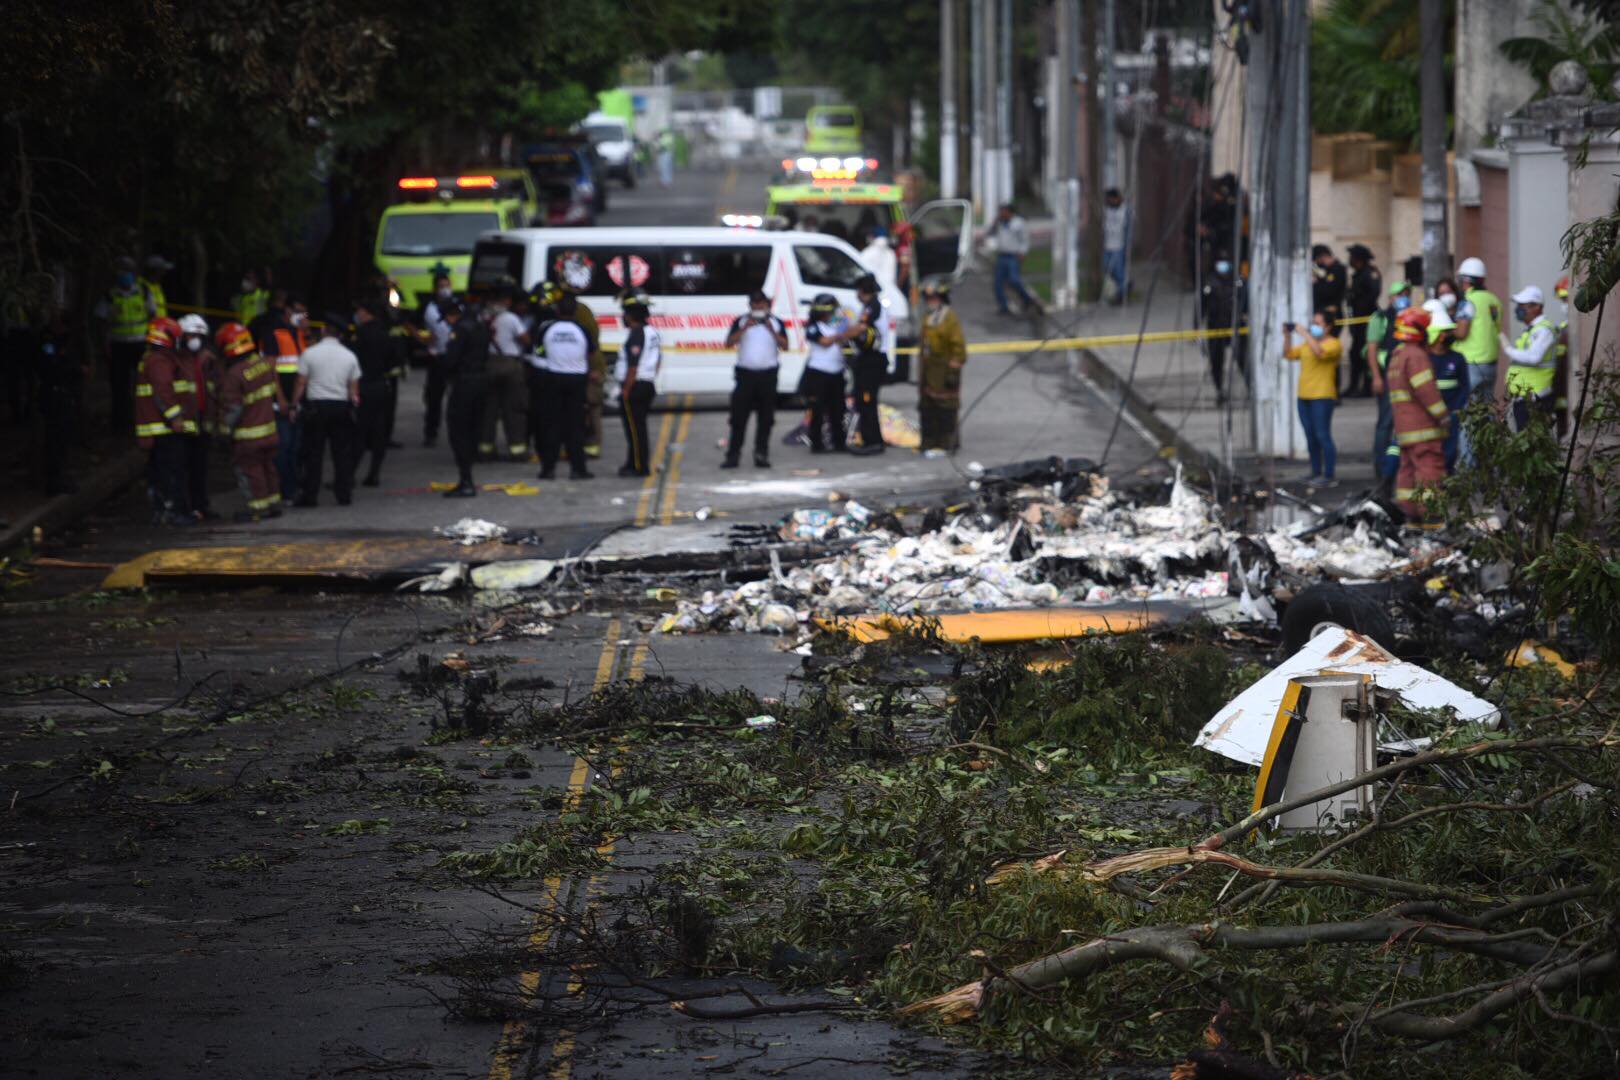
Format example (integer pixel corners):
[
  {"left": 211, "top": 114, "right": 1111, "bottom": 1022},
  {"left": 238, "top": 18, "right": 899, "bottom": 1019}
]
[{"left": 909, "top": 199, "right": 973, "bottom": 283}]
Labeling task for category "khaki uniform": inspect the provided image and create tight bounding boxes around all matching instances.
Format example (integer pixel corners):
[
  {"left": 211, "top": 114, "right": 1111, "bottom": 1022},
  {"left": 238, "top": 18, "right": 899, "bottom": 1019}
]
[
  {"left": 918, "top": 306, "right": 966, "bottom": 451},
  {"left": 575, "top": 301, "right": 604, "bottom": 455}
]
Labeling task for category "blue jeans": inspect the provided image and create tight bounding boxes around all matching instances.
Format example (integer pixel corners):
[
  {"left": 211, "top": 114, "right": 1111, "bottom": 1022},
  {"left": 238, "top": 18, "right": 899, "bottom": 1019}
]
[
  {"left": 1102, "top": 248, "right": 1127, "bottom": 297},
  {"left": 1457, "top": 362, "right": 1495, "bottom": 468},
  {"left": 993, "top": 254, "right": 1035, "bottom": 313},
  {"left": 275, "top": 413, "right": 302, "bottom": 501},
  {"left": 1373, "top": 392, "right": 1398, "bottom": 478},
  {"left": 1297, "top": 397, "right": 1337, "bottom": 478}
]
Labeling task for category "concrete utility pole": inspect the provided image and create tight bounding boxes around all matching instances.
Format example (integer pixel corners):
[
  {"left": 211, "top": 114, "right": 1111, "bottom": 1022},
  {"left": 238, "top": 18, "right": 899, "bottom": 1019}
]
[
  {"left": 941, "top": 0, "right": 959, "bottom": 199},
  {"left": 1053, "top": 0, "right": 1080, "bottom": 308},
  {"left": 1101, "top": 0, "right": 1117, "bottom": 192},
  {"left": 997, "top": 0, "right": 1014, "bottom": 203},
  {"left": 1420, "top": 0, "right": 1451, "bottom": 287},
  {"left": 1244, "top": 0, "right": 1311, "bottom": 461},
  {"left": 980, "top": 0, "right": 1003, "bottom": 222},
  {"left": 970, "top": 0, "right": 985, "bottom": 218}
]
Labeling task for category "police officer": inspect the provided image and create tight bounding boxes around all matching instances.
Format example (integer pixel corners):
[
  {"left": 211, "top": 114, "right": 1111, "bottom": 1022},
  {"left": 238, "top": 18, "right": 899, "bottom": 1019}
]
[
  {"left": 723, "top": 290, "right": 787, "bottom": 469},
  {"left": 533, "top": 283, "right": 593, "bottom": 480},
  {"left": 615, "top": 292, "right": 660, "bottom": 477},
  {"left": 351, "top": 300, "right": 403, "bottom": 487},
  {"left": 440, "top": 298, "right": 489, "bottom": 498},
  {"left": 1344, "top": 244, "right": 1382, "bottom": 397},
  {"left": 802, "top": 294, "right": 848, "bottom": 454},
  {"left": 842, "top": 274, "right": 886, "bottom": 456}
]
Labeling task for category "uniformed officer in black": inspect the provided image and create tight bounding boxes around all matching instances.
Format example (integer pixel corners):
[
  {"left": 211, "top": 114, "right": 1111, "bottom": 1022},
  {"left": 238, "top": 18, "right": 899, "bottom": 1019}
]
[
  {"left": 1344, "top": 243, "right": 1382, "bottom": 397},
  {"left": 616, "top": 292, "right": 660, "bottom": 477},
  {"left": 351, "top": 299, "right": 403, "bottom": 487},
  {"left": 440, "top": 297, "right": 488, "bottom": 497},
  {"left": 533, "top": 282, "right": 593, "bottom": 480},
  {"left": 843, "top": 274, "right": 885, "bottom": 455}
]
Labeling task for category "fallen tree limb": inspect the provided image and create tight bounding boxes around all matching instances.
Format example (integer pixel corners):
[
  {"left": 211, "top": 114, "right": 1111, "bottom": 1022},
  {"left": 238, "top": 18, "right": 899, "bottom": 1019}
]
[{"left": 900, "top": 918, "right": 1561, "bottom": 1024}]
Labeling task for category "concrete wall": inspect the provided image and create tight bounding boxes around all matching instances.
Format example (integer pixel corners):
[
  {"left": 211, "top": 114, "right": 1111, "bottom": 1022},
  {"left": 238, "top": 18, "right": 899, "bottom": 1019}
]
[
  {"left": 1454, "top": 0, "right": 1543, "bottom": 155},
  {"left": 1563, "top": 129, "right": 1620, "bottom": 378},
  {"left": 1457, "top": 161, "right": 1511, "bottom": 286},
  {"left": 1506, "top": 140, "right": 1571, "bottom": 299}
]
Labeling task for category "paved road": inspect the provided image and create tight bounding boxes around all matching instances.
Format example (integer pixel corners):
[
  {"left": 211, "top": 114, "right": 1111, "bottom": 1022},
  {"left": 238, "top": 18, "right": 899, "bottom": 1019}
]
[{"left": 1, "top": 163, "right": 1146, "bottom": 1079}]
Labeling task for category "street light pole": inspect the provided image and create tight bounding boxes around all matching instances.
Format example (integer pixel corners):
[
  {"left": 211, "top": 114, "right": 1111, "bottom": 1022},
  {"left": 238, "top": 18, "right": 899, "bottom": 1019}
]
[
  {"left": 1420, "top": 0, "right": 1451, "bottom": 287},
  {"left": 1054, "top": 0, "right": 1080, "bottom": 308},
  {"left": 1102, "top": 0, "right": 1117, "bottom": 192},
  {"left": 941, "top": 0, "right": 959, "bottom": 199},
  {"left": 970, "top": 0, "right": 985, "bottom": 219}
]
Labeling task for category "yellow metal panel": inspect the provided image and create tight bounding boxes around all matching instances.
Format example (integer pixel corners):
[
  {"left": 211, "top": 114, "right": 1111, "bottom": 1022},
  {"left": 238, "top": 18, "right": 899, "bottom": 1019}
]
[
  {"left": 102, "top": 539, "right": 524, "bottom": 589},
  {"left": 816, "top": 606, "right": 1164, "bottom": 644}
]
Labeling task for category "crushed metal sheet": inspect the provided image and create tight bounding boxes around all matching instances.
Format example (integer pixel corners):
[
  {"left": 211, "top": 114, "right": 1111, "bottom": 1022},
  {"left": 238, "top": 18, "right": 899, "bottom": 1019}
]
[
  {"left": 103, "top": 539, "right": 530, "bottom": 589},
  {"left": 817, "top": 605, "right": 1172, "bottom": 643},
  {"left": 1195, "top": 627, "right": 1501, "bottom": 766}
]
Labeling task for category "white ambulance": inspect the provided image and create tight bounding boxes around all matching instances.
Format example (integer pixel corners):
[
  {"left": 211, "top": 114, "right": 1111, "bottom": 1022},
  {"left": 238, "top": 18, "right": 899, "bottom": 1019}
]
[{"left": 465, "top": 226, "right": 963, "bottom": 398}]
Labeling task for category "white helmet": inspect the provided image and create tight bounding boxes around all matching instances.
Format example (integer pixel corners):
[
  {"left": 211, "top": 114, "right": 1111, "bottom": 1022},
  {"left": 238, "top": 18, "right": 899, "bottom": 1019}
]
[
  {"left": 1457, "top": 256, "right": 1487, "bottom": 280},
  {"left": 1422, "top": 299, "right": 1456, "bottom": 331},
  {"left": 177, "top": 313, "right": 209, "bottom": 336}
]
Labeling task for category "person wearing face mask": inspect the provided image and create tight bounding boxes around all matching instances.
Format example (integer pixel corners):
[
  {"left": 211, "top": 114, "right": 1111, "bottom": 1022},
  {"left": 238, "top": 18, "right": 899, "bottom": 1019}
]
[
  {"left": 93, "top": 256, "right": 157, "bottom": 433},
  {"left": 233, "top": 269, "right": 269, "bottom": 328},
  {"left": 1199, "top": 252, "right": 1248, "bottom": 404},
  {"left": 615, "top": 293, "right": 661, "bottom": 477},
  {"left": 421, "top": 270, "right": 455, "bottom": 448},
  {"left": 479, "top": 284, "right": 531, "bottom": 462},
  {"left": 1365, "top": 280, "right": 1412, "bottom": 493},
  {"left": 214, "top": 321, "right": 281, "bottom": 521},
  {"left": 134, "top": 317, "right": 196, "bottom": 525},
  {"left": 532, "top": 282, "right": 593, "bottom": 480},
  {"left": 1282, "top": 310, "right": 1342, "bottom": 488},
  {"left": 1498, "top": 285, "right": 1558, "bottom": 432},
  {"left": 1421, "top": 301, "right": 1469, "bottom": 473},
  {"left": 250, "top": 291, "right": 309, "bottom": 503},
  {"left": 1344, "top": 245, "right": 1381, "bottom": 397},
  {"left": 1386, "top": 307, "right": 1448, "bottom": 522},
  {"left": 723, "top": 290, "right": 786, "bottom": 469},
  {"left": 175, "top": 314, "right": 219, "bottom": 519},
  {"left": 917, "top": 280, "right": 966, "bottom": 454}
]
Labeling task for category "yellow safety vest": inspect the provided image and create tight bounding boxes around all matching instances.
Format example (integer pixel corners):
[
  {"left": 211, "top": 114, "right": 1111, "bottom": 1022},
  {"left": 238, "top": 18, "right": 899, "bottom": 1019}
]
[
  {"left": 1505, "top": 316, "right": 1557, "bottom": 398},
  {"left": 139, "top": 277, "right": 168, "bottom": 318},
  {"left": 107, "top": 289, "right": 150, "bottom": 342},
  {"left": 236, "top": 288, "right": 270, "bottom": 327},
  {"left": 1456, "top": 287, "right": 1501, "bottom": 367}
]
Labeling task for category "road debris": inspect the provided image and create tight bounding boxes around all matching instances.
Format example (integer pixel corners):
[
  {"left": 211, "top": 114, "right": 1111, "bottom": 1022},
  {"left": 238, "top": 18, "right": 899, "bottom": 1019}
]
[{"left": 437, "top": 518, "right": 508, "bottom": 545}]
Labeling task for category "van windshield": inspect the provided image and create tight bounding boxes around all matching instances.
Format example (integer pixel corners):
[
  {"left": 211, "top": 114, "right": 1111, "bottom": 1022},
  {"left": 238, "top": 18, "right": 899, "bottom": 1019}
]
[
  {"left": 380, "top": 212, "right": 499, "bottom": 256},
  {"left": 775, "top": 204, "right": 896, "bottom": 248},
  {"left": 794, "top": 244, "right": 868, "bottom": 289},
  {"left": 814, "top": 111, "right": 857, "bottom": 128},
  {"left": 585, "top": 123, "right": 626, "bottom": 144}
]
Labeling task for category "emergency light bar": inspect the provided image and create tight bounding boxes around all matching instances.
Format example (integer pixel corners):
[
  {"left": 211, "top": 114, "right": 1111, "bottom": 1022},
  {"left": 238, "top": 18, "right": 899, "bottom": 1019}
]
[
  {"left": 455, "top": 174, "right": 497, "bottom": 188},
  {"left": 784, "top": 156, "right": 881, "bottom": 176},
  {"left": 721, "top": 214, "right": 765, "bottom": 228},
  {"left": 398, "top": 177, "right": 437, "bottom": 190}
]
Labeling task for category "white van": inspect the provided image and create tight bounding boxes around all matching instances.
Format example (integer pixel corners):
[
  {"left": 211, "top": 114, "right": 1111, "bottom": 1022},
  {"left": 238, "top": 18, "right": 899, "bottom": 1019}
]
[{"left": 467, "top": 227, "right": 941, "bottom": 398}]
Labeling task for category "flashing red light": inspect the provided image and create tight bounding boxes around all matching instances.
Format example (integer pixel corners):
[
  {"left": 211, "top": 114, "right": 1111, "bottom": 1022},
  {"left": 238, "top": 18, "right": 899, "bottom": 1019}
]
[
  {"left": 455, "top": 174, "right": 497, "bottom": 188},
  {"left": 781, "top": 158, "right": 794, "bottom": 171},
  {"left": 398, "top": 177, "right": 437, "bottom": 190},
  {"left": 865, "top": 158, "right": 879, "bottom": 169}
]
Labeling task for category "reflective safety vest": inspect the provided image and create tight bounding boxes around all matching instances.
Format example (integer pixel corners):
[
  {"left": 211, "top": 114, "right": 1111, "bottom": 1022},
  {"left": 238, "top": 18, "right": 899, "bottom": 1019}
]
[
  {"left": 1506, "top": 316, "right": 1557, "bottom": 398},
  {"left": 272, "top": 326, "right": 306, "bottom": 376},
  {"left": 107, "top": 288, "right": 151, "bottom": 343},
  {"left": 1456, "top": 287, "right": 1502, "bottom": 367},
  {"left": 236, "top": 287, "right": 270, "bottom": 327},
  {"left": 139, "top": 277, "right": 168, "bottom": 318}
]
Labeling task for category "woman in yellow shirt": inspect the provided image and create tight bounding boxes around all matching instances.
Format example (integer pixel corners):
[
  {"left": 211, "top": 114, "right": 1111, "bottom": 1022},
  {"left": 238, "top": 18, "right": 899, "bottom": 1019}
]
[{"left": 1283, "top": 311, "right": 1342, "bottom": 488}]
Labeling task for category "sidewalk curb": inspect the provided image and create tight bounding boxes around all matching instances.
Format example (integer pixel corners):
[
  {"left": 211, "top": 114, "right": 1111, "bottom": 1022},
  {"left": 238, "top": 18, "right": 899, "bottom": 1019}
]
[
  {"left": 1063, "top": 346, "right": 1226, "bottom": 482},
  {"left": 0, "top": 452, "right": 144, "bottom": 556}
]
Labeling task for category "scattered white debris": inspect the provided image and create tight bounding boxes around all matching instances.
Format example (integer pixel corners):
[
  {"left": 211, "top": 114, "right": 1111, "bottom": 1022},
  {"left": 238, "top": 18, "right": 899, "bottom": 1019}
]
[
  {"left": 437, "top": 518, "right": 507, "bottom": 546},
  {"left": 469, "top": 559, "right": 558, "bottom": 591},
  {"left": 744, "top": 715, "right": 778, "bottom": 728},
  {"left": 399, "top": 563, "right": 468, "bottom": 593}
]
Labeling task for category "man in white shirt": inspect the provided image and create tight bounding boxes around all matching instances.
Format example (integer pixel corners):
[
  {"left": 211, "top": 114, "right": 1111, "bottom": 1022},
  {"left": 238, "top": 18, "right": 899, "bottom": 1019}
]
[
  {"left": 480, "top": 286, "right": 531, "bottom": 461},
  {"left": 986, "top": 204, "right": 1042, "bottom": 316},
  {"left": 290, "top": 321, "right": 361, "bottom": 507},
  {"left": 1499, "top": 284, "right": 1559, "bottom": 432},
  {"left": 802, "top": 293, "right": 848, "bottom": 453},
  {"left": 532, "top": 288, "right": 593, "bottom": 479},
  {"left": 1102, "top": 188, "right": 1132, "bottom": 304},
  {"left": 421, "top": 270, "right": 454, "bottom": 448},
  {"left": 723, "top": 289, "right": 788, "bottom": 468},
  {"left": 615, "top": 293, "right": 661, "bottom": 477},
  {"left": 860, "top": 226, "right": 899, "bottom": 293}
]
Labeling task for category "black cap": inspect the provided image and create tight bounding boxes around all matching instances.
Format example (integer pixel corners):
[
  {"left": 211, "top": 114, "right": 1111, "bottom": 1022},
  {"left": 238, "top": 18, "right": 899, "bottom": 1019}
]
[
  {"left": 748, "top": 289, "right": 769, "bottom": 305},
  {"left": 1311, "top": 244, "right": 1333, "bottom": 259},
  {"left": 1347, "top": 243, "right": 1374, "bottom": 261},
  {"left": 855, "top": 274, "right": 879, "bottom": 294}
]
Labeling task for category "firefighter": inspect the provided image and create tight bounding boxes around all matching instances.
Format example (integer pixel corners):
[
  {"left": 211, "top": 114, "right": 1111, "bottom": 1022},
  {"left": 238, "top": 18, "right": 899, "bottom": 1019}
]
[
  {"left": 615, "top": 292, "right": 660, "bottom": 477},
  {"left": 917, "top": 280, "right": 966, "bottom": 454},
  {"left": 1386, "top": 307, "right": 1449, "bottom": 522},
  {"left": 215, "top": 322, "right": 281, "bottom": 521},
  {"left": 440, "top": 298, "right": 489, "bottom": 498},
  {"left": 175, "top": 314, "right": 219, "bottom": 519},
  {"left": 134, "top": 317, "right": 196, "bottom": 524}
]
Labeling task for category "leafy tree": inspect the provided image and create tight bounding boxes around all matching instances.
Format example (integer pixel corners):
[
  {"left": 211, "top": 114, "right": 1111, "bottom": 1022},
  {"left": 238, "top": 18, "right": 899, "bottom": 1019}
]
[
  {"left": 1309, "top": 0, "right": 1448, "bottom": 149},
  {"left": 1500, "top": 0, "right": 1619, "bottom": 99}
]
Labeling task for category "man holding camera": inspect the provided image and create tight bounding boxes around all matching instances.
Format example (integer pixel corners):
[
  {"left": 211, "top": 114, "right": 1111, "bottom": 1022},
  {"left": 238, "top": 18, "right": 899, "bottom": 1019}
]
[{"left": 722, "top": 290, "right": 787, "bottom": 469}]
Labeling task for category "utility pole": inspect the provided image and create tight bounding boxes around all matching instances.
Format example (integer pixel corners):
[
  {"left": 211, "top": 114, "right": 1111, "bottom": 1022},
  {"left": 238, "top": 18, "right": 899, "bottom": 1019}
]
[
  {"left": 1420, "top": 0, "right": 1451, "bottom": 287},
  {"left": 941, "top": 0, "right": 959, "bottom": 199},
  {"left": 980, "top": 0, "right": 1002, "bottom": 223},
  {"left": 1080, "top": 0, "right": 1101, "bottom": 298},
  {"left": 1053, "top": 0, "right": 1080, "bottom": 308},
  {"left": 1101, "top": 0, "right": 1117, "bottom": 192},
  {"left": 970, "top": 0, "right": 985, "bottom": 219},
  {"left": 1244, "top": 0, "right": 1310, "bottom": 461},
  {"left": 997, "top": 0, "right": 1014, "bottom": 204}
]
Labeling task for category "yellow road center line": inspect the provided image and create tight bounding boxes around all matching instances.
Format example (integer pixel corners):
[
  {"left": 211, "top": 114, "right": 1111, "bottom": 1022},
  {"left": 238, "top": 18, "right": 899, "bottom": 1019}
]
[
  {"left": 658, "top": 397, "right": 694, "bottom": 526},
  {"left": 633, "top": 408, "right": 678, "bottom": 526},
  {"left": 488, "top": 619, "right": 621, "bottom": 1080}
]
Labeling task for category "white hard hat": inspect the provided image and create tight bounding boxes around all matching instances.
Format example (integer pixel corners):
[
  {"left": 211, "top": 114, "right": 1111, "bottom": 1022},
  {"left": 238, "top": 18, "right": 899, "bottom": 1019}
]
[
  {"left": 1457, "top": 256, "right": 1487, "bottom": 280},
  {"left": 1512, "top": 284, "right": 1544, "bottom": 305},
  {"left": 1422, "top": 299, "right": 1456, "bottom": 330},
  {"left": 178, "top": 313, "right": 209, "bottom": 335}
]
